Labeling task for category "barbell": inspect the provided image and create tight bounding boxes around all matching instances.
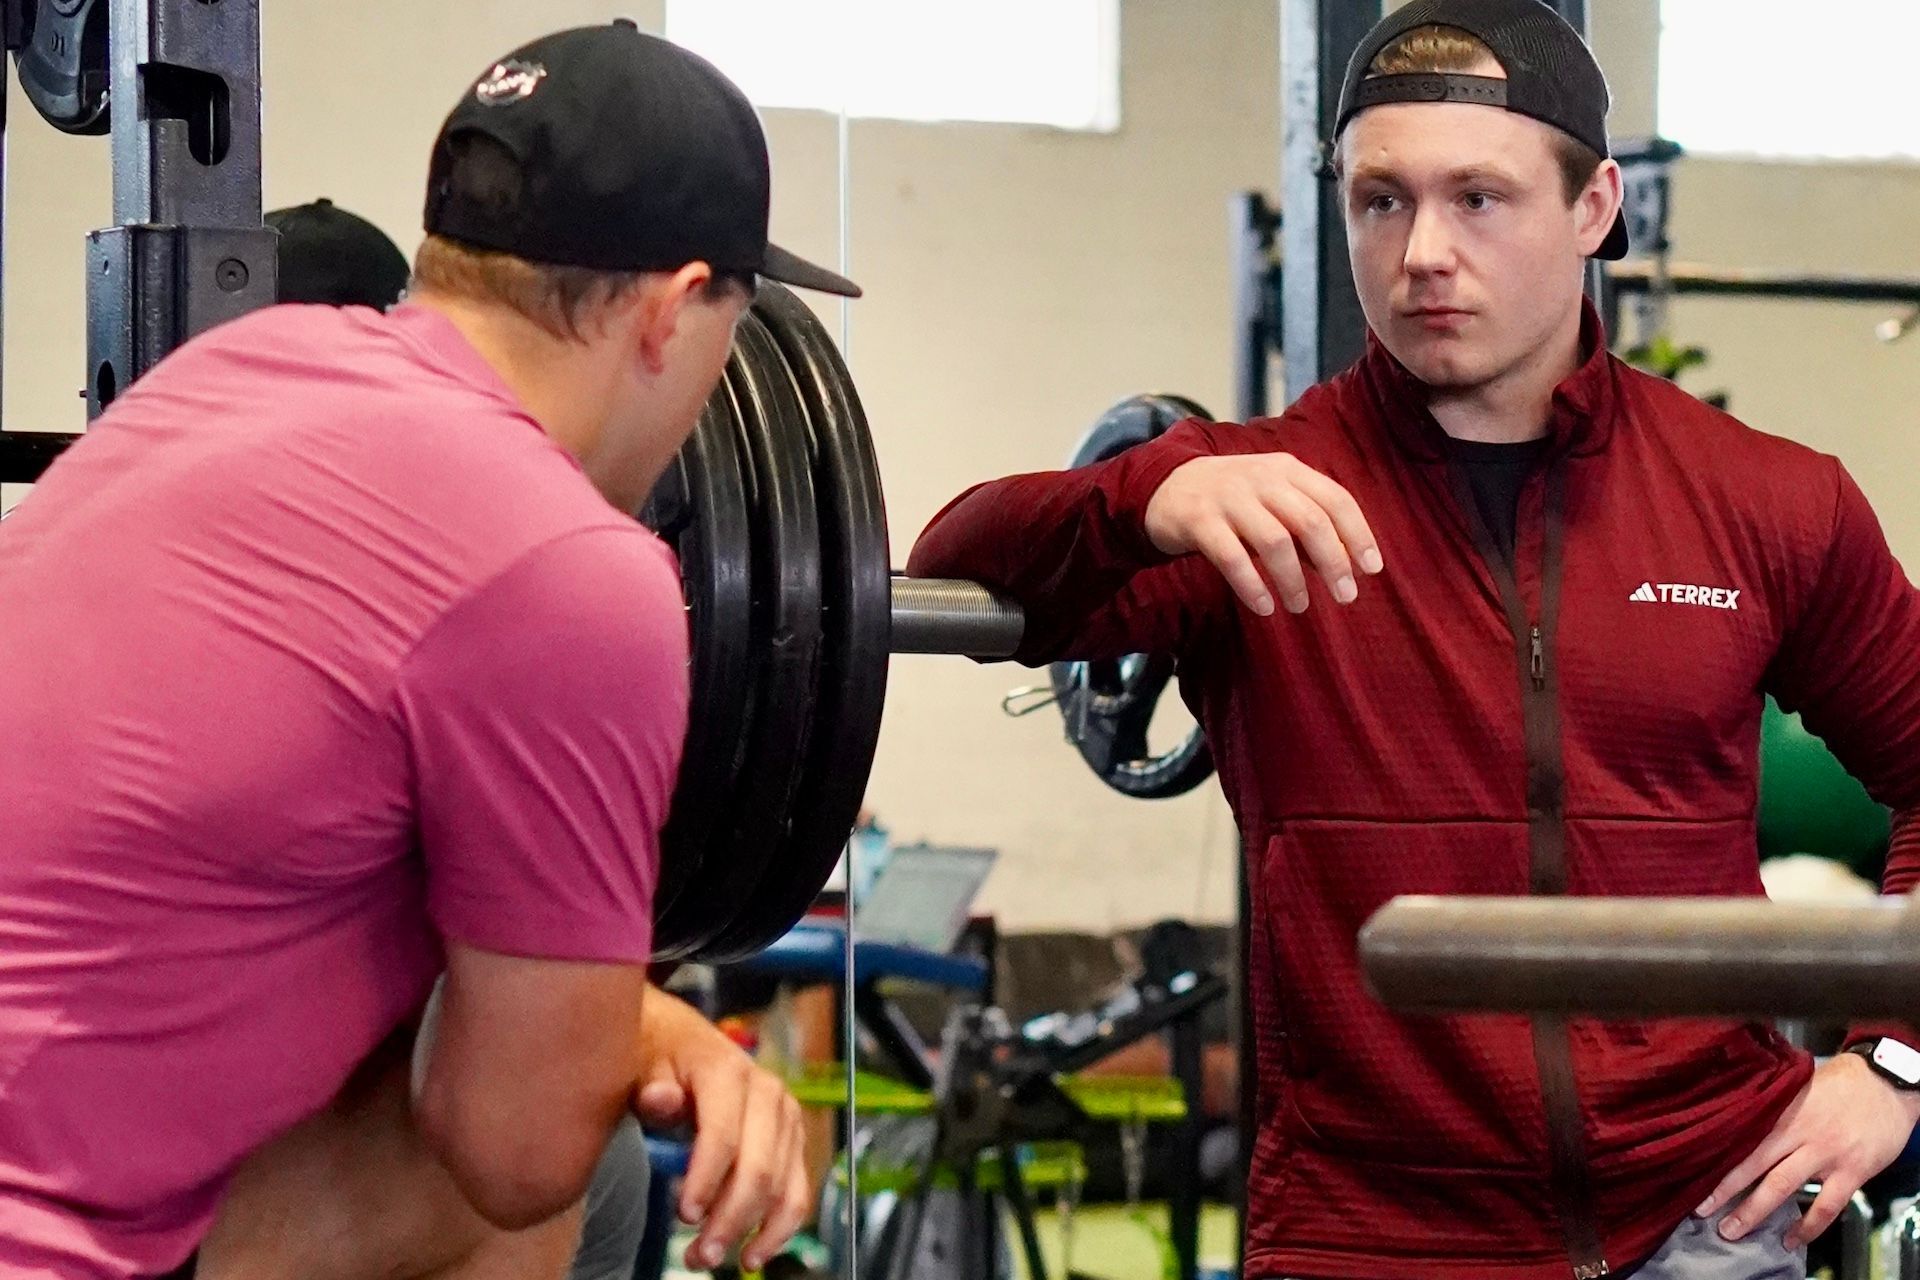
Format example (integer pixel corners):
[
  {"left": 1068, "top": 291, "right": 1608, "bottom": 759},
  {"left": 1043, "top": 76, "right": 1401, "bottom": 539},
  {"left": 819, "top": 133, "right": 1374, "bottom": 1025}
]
[
  {"left": 639, "top": 282, "right": 1217, "bottom": 961},
  {"left": 1358, "top": 893, "right": 1920, "bottom": 1023}
]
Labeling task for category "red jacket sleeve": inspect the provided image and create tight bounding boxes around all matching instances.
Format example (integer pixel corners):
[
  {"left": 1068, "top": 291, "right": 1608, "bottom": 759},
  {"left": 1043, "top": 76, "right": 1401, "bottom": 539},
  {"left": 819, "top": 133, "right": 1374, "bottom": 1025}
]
[
  {"left": 1764, "top": 461, "right": 1920, "bottom": 1047},
  {"left": 904, "top": 418, "right": 1236, "bottom": 666}
]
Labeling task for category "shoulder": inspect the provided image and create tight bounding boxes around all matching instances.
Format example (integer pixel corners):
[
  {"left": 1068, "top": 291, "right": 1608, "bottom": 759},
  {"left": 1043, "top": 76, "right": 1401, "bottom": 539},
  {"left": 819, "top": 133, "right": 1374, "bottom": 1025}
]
[
  {"left": 1610, "top": 359, "right": 1844, "bottom": 535},
  {"left": 401, "top": 525, "right": 688, "bottom": 715}
]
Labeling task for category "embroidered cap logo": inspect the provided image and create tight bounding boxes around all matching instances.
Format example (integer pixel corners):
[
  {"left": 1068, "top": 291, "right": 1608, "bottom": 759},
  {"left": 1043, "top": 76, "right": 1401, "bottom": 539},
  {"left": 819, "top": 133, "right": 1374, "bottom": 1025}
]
[{"left": 474, "top": 59, "right": 547, "bottom": 107}]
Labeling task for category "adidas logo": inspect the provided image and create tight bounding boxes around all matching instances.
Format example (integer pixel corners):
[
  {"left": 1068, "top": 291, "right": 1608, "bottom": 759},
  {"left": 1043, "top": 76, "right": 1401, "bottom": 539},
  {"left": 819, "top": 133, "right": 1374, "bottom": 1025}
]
[{"left": 1629, "top": 582, "right": 1740, "bottom": 611}]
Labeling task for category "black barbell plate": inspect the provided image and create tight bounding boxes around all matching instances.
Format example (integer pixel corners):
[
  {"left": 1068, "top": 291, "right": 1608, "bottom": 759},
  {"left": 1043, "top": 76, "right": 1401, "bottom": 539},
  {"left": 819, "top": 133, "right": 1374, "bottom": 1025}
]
[
  {"left": 14, "top": 0, "right": 111, "bottom": 136},
  {"left": 1049, "top": 393, "right": 1217, "bottom": 801},
  {"left": 674, "top": 311, "right": 825, "bottom": 963},
  {"left": 638, "top": 390, "right": 756, "bottom": 953},
  {"left": 701, "top": 283, "right": 891, "bottom": 960}
]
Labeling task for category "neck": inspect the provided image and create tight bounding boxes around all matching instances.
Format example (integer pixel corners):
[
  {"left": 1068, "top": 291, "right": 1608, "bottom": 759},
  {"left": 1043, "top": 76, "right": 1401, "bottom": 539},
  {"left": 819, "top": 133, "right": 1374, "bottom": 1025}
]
[
  {"left": 1427, "top": 302, "right": 1586, "bottom": 445},
  {"left": 410, "top": 290, "right": 620, "bottom": 464}
]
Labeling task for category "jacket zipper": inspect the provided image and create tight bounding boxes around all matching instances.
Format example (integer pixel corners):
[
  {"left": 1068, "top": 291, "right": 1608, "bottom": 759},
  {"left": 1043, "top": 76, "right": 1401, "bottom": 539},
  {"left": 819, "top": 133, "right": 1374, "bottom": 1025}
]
[{"left": 1447, "top": 457, "right": 1608, "bottom": 1280}]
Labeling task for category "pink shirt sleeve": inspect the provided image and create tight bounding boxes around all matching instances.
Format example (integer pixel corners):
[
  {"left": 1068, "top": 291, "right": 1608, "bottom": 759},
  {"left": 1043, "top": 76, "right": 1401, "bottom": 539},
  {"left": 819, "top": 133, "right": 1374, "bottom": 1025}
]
[{"left": 395, "top": 526, "right": 688, "bottom": 963}]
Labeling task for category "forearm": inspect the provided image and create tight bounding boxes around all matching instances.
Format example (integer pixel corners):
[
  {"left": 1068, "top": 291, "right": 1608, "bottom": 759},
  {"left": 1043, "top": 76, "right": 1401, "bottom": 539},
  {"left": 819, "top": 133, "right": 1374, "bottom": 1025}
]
[
  {"left": 415, "top": 949, "right": 651, "bottom": 1228},
  {"left": 906, "top": 425, "right": 1217, "bottom": 662}
]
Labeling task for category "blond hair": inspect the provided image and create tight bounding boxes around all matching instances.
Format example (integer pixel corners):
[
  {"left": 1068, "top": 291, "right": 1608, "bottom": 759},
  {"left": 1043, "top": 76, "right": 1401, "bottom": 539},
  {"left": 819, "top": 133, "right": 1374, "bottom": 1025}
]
[
  {"left": 1365, "top": 24, "right": 1602, "bottom": 204},
  {"left": 411, "top": 235, "right": 643, "bottom": 343}
]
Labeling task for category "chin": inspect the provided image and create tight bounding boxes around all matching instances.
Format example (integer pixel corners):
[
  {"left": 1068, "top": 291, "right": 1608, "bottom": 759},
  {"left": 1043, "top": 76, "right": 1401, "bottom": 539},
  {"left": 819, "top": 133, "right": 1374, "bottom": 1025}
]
[{"left": 1382, "top": 332, "right": 1491, "bottom": 389}]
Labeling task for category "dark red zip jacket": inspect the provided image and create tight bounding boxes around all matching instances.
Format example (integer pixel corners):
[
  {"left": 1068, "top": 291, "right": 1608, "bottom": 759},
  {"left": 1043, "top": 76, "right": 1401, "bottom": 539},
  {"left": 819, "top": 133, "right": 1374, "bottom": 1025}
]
[{"left": 906, "top": 305, "right": 1920, "bottom": 1280}]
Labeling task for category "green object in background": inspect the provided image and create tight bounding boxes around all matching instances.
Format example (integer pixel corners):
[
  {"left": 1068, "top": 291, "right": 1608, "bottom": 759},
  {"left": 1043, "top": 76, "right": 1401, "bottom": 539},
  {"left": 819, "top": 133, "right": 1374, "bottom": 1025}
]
[
  {"left": 1758, "top": 696, "right": 1891, "bottom": 884},
  {"left": 785, "top": 1064, "right": 1189, "bottom": 1123},
  {"left": 785, "top": 1064, "right": 931, "bottom": 1114},
  {"left": 827, "top": 1139, "right": 1090, "bottom": 1196}
]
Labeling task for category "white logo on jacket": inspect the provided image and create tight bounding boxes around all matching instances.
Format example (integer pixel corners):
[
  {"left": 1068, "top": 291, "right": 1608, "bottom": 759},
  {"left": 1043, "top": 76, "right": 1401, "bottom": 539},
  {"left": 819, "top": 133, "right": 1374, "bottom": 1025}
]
[{"left": 1629, "top": 581, "right": 1740, "bottom": 611}]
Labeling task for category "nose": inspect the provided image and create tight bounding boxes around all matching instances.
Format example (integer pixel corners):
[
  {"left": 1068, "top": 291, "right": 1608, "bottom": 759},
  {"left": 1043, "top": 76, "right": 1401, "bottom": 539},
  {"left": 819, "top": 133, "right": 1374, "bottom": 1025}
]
[{"left": 1402, "top": 201, "right": 1457, "bottom": 280}]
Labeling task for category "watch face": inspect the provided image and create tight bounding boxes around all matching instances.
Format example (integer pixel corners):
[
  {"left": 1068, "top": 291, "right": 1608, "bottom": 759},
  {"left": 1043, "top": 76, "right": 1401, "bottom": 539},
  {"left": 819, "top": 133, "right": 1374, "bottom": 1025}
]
[{"left": 1873, "top": 1039, "right": 1920, "bottom": 1086}]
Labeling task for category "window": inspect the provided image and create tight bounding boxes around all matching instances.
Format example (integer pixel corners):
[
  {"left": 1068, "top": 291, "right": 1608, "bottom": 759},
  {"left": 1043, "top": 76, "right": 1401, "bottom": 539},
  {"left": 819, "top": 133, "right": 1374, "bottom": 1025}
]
[
  {"left": 1658, "top": 1, "right": 1920, "bottom": 161},
  {"left": 664, "top": 0, "right": 1121, "bottom": 132}
]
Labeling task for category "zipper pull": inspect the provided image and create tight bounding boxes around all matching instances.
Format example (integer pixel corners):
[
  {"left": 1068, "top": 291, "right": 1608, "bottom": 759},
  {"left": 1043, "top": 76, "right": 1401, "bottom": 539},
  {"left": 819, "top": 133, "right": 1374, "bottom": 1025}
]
[{"left": 1529, "top": 625, "right": 1545, "bottom": 691}]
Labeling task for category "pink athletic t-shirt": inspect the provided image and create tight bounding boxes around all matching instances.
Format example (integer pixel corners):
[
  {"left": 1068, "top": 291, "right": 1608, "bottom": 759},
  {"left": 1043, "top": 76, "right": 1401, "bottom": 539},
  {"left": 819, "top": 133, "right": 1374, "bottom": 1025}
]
[{"left": 0, "top": 303, "right": 688, "bottom": 1277}]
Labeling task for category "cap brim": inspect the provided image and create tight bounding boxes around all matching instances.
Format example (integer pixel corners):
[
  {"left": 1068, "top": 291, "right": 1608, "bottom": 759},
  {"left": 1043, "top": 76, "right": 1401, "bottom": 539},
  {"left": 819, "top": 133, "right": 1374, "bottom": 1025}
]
[
  {"left": 1594, "top": 209, "right": 1629, "bottom": 262},
  {"left": 762, "top": 243, "right": 862, "bottom": 298}
]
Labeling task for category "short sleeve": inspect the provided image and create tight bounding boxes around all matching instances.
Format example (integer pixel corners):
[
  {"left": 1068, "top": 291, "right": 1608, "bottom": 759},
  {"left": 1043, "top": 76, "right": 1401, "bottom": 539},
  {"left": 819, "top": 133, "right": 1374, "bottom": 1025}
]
[{"left": 395, "top": 527, "right": 688, "bottom": 963}]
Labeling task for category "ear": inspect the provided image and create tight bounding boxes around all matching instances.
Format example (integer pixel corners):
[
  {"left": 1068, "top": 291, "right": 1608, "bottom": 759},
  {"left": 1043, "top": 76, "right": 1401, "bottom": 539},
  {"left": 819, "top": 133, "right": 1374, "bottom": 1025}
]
[
  {"left": 1574, "top": 158, "right": 1624, "bottom": 258},
  {"left": 629, "top": 262, "right": 715, "bottom": 376}
]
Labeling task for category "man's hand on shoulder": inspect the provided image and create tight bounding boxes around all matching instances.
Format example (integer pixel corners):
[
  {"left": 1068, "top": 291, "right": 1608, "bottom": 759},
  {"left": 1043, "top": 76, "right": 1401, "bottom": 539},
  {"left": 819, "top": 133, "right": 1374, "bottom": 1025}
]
[{"left": 1143, "top": 453, "right": 1384, "bottom": 617}]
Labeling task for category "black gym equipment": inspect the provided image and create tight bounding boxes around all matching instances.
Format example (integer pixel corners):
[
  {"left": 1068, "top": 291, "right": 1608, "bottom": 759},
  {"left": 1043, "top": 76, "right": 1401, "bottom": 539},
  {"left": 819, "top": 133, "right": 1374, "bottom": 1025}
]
[
  {"left": 650, "top": 311, "right": 826, "bottom": 961},
  {"left": 639, "top": 395, "right": 757, "bottom": 935},
  {"left": 705, "top": 284, "right": 892, "bottom": 960},
  {"left": 1048, "top": 394, "right": 1216, "bottom": 801},
  {"left": 0, "top": 0, "right": 276, "bottom": 463},
  {"left": 856, "top": 968, "right": 1228, "bottom": 1280},
  {"left": 635, "top": 296, "right": 1221, "bottom": 956},
  {"left": 13, "top": 0, "right": 110, "bottom": 136}
]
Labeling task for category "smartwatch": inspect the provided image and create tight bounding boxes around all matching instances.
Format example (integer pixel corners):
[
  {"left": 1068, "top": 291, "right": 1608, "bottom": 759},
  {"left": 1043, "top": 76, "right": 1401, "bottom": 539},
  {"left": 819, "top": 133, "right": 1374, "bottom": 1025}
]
[{"left": 1845, "top": 1037, "right": 1920, "bottom": 1090}]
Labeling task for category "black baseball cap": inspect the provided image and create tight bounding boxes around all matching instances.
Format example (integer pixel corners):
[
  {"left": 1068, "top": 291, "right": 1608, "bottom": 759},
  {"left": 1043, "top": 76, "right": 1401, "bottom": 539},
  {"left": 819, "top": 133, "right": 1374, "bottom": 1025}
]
[
  {"left": 268, "top": 199, "right": 412, "bottom": 308},
  {"left": 1334, "top": 0, "right": 1628, "bottom": 261},
  {"left": 424, "top": 21, "right": 860, "bottom": 297}
]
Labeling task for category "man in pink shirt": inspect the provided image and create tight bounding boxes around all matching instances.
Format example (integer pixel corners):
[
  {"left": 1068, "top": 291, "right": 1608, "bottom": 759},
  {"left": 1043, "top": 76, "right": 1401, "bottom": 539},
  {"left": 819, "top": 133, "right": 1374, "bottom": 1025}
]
[{"left": 0, "top": 23, "right": 860, "bottom": 1280}]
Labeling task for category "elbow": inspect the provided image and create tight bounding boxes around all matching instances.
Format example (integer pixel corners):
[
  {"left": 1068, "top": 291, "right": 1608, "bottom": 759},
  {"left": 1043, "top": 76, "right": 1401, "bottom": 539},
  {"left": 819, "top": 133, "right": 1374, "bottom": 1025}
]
[{"left": 414, "top": 1078, "right": 602, "bottom": 1230}]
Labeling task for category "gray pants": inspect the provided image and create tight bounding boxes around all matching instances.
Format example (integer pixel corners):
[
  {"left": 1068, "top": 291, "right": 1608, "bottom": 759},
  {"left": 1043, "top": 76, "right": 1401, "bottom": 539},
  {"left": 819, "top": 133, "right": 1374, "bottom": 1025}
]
[
  {"left": 569, "top": 1115, "right": 652, "bottom": 1280},
  {"left": 1624, "top": 1198, "right": 1807, "bottom": 1280},
  {"left": 1270, "top": 1198, "right": 1808, "bottom": 1280}
]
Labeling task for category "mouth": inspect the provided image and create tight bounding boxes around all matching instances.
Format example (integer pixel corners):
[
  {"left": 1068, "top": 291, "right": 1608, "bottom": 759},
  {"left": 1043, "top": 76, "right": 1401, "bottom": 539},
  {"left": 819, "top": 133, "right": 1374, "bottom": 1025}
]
[{"left": 1404, "top": 306, "right": 1472, "bottom": 332}]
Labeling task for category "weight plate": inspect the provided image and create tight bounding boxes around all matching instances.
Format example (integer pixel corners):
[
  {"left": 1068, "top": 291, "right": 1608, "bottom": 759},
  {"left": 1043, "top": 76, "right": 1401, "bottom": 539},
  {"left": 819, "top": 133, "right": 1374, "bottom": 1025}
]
[
  {"left": 703, "top": 282, "right": 891, "bottom": 959},
  {"left": 15, "top": 0, "right": 110, "bottom": 136},
  {"left": 638, "top": 390, "right": 755, "bottom": 953},
  {"left": 671, "top": 312, "right": 824, "bottom": 962},
  {"left": 1049, "top": 393, "right": 1217, "bottom": 801}
]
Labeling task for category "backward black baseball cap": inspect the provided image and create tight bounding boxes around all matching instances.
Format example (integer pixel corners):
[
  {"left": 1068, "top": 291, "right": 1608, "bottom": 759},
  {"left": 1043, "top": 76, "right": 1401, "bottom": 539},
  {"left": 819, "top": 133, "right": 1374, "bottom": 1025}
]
[
  {"left": 1334, "top": 0, "right": 1628, "bottom": 261},
  {"left": 424, "top": 20, "right": 860, "bottom": 297}
]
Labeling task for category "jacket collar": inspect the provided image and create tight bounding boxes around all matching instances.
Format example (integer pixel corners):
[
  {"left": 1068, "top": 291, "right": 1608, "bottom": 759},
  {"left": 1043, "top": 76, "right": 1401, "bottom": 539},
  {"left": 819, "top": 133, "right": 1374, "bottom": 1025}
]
[{"left": 1357, "top": 297, "right": 1619, "bottom": 461}]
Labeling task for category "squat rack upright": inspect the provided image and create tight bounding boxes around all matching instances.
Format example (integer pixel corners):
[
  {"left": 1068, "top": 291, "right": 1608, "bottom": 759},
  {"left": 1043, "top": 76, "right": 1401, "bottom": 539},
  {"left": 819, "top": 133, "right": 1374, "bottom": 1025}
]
[{"left": 0, "top": 0, "right": 273, "bottom": 485}]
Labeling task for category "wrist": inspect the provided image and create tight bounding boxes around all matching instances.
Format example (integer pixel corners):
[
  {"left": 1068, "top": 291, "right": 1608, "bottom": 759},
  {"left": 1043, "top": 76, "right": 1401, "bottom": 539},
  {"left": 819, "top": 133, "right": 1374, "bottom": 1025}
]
[{"left": 1843, "top": 1038, "right": 1920, "bottom": 1117}]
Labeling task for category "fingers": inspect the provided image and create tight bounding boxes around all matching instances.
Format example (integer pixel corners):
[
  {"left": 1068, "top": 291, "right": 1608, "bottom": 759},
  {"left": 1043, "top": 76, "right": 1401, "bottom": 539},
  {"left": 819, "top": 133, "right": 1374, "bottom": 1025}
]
[
  {"left": 1156, "top": 453, "right": 1383, "bottom": 616},
  {"left": 1721, "top": 1148, "right": 1820, "bottom": 1242},
  {"left": 1699, "top": 1129, "right": 1797, "bottom": 1220},
  {"left": 1225, "top": 504, "right": 1313, "bottom": 614},
  {"left": 687, "top": 1071, "right": 796, "bottom": 1269},
  {"left": 675, "top": 1065, "right": 746, "bottom": 1228},
  {"left": 741, "top": 1109, "right": 814, "bottom": 1271},
  {"left": 1258, "top": 489, "right": 1353, "bottom": 603},
  {"left": 1785, "top": 1178, "right": 1855, "bottom": 1251},
  {"left": 1192, "top": 521, "right": 1280, "bottom": 617},
  {"left": 1288, "top": 464, "right": 1384, "bottom": 579}
]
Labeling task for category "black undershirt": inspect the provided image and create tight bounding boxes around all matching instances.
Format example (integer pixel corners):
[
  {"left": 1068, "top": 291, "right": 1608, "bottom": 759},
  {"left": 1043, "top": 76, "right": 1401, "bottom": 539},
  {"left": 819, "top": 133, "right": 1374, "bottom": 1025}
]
[{"left": 1451, "top": 437, "right": 1550, "bottom": 562}]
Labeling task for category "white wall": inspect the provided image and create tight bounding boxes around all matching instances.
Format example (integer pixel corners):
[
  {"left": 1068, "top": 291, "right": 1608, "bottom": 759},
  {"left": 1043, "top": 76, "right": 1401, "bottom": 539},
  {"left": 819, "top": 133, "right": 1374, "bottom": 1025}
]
[{"left": 5, "top": 1, "right": 1915, "bottom": 933}]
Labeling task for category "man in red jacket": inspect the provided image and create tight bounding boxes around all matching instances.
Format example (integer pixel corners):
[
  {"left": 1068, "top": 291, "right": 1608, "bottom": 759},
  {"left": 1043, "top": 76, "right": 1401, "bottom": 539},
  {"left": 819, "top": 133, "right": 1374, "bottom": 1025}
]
[{"left": 908, "top": 1, "right": 1920, "bottom": 1277}]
